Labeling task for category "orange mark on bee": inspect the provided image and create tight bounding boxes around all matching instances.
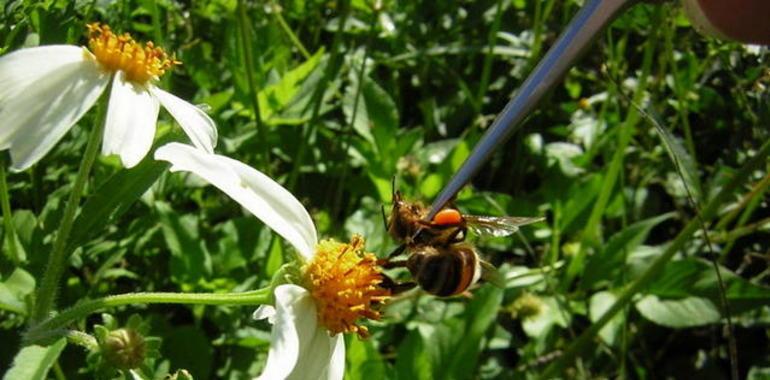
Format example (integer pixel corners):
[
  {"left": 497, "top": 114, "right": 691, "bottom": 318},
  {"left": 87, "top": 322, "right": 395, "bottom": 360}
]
[{"left": 432, "top": 209, "right": 463, "bottom": 226}]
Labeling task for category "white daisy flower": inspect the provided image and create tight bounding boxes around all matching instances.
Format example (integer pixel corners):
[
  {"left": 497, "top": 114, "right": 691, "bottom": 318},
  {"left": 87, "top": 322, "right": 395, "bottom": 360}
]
[
  {"left": 154, "top": 142, "right": 390, "bottom": 380},
  {"left": 0, "top": 23, "right": 217, "bottom": 171}
]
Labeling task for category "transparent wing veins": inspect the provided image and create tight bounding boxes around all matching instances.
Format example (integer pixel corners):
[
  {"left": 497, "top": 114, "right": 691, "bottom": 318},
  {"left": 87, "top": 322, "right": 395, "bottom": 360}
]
[{"left": 464, "top": 215, "right": 545, "bottom": 237}]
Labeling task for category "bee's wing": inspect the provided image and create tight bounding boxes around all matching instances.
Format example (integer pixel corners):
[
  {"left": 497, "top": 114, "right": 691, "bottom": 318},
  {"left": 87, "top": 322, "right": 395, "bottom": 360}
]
[
  {"left": 464, "top": 215, "right": 545, "bottom": 237},
  {"left": 479, "top": 260, "right": 505, "bottom": 288}
]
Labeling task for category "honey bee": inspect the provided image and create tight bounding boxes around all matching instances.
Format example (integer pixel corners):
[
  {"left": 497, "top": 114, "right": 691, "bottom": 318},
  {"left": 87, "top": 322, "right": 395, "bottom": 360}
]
[{"left": 381, "top": 190, "right": 544, "bottom": 297}]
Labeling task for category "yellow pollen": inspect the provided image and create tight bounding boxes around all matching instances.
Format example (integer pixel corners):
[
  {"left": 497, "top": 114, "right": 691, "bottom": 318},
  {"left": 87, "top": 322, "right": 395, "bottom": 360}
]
[
  {"left": 304, "top": 235, "right": 391, "bottom": 338},
  {"left": 86, "top": 23, "right": 179, "bottom": 84}
]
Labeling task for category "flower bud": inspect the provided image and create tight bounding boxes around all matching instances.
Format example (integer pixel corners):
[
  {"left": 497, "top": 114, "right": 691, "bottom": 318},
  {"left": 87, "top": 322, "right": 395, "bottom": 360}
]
[
  {"left": 101, "top": 328, "right": 146, "bottom": 370},
  {"left": 508, "top": 293, "right": 544, "bottom": 320}
]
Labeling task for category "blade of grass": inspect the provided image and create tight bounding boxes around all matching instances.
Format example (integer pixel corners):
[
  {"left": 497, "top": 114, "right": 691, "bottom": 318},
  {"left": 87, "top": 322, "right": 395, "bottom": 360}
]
[
  {"left": 236, "top": 0, "right": 270, "bottom": 174},
  {"left": 542, "top": 138, "right": 770, "bottom": 378},
  {"left": 634, "top": 102, "right": 737, "bottom": 379},
  {"left": 564, "top": 6, "right": 661, "bottom": 287}
]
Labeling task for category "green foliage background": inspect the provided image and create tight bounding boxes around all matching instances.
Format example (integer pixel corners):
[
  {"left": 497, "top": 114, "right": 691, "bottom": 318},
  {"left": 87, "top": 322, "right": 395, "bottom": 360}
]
[{"left": 1, "top": 0, "right": 769, "bottom": 378}]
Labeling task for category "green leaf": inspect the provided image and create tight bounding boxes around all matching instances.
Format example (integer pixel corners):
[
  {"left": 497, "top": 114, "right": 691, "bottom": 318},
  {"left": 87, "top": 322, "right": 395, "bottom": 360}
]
[
  {"left": 344, "top": 70, "right": 399, "bottom": 156},
  {"left": 395, "top": 327, "right": 433, "bottom": 380},
  {"left": 645, "top": 258, "right": 770, "bottom": 313},
  {"left": 68, "top": 159, "right": 169, "bottom": 251},
  {"left": 3, "top": 338, "right": 66, "bottom": 380},
  {"left": 265, "top": 234, "right": 283, "bottom": 278},
  {"left": 0, "top": 268, "right": 35, "bottom": 314},
  {"left": 637, "top": 104, "right": 703, "bottom": 203},
  {"left": 635, "top": 295, "right": 720, "bottom": 328},
  {"left": 162, "top": 326, "right": 213, "bottom": 379},
  {"left": 156, "top": 201, "right": 212, "bottom": 285},
  {"left": 589, "top": 291, "right": 624, "bottom": 346},
  {"left": 522, "top": 296, "right": 571, "bottom": 338},
  {"left": 437, "top": 286, "right": 503, "bottom": 380},
  {"left": 582, "top": 212, "right": 675, "bottom": 289},
  {"left": 345, "top": 336, "right": 386, "bottom": 380},
  {"left": 258, "top": 49, "right": 325, "bottom": 123}
]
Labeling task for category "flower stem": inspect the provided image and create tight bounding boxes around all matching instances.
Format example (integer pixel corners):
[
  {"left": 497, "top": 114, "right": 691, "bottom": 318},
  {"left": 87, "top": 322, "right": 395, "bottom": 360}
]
[
  {"left": 25, "top": 289, "right": 271, "bottom": 345},
  {"left": 0, "top": 160, "right": 20, "bottom": 264},
  {"left": 65, "top": 330, "right": 99, "bottom": 352},
  {"left": 31, "top": 88, "right": 111, "bottom": 324}
]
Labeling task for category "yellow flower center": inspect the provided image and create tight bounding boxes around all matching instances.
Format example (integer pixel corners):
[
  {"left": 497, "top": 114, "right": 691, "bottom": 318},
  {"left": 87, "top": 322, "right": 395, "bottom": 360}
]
[
  {"left": 86, "top": 23, "right": 179, "bottom": 84},
  {"left": 304, "top": 235, "right": 390, "bottom": 338}
]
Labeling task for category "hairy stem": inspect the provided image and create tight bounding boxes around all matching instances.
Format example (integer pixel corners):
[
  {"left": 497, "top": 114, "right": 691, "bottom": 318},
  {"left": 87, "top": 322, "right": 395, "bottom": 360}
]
[
  {"left": 26, "top": 288, "right": 271, "bottom": 345},
  {"left": 32, "top": 86, "right": 111, "bottom": 324}
]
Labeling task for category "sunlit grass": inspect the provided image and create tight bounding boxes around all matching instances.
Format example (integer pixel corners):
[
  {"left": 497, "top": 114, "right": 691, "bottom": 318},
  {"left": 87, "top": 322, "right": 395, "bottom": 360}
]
[{"left": 1, "top": 1, "right": 769, "bottom": 379}]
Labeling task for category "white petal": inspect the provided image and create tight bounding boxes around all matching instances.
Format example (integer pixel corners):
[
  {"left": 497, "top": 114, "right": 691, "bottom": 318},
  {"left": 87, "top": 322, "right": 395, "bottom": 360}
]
[
  {"left": 255, "top": 285, "right": 342, "bottom": 380},
  {"left": 286, "top": 325, "right": 339, "bottom": 380},
  {"left": 154, "top": 143, "right": 317, "bottom": 258},
  {"left": 151, "top": 87, "right": 217, "bottom": 153},
  {"left": 256, "top": 285, "right": 315, "bottom": 380},
  {"left": 102, "top": 73, "right": 160, "bottom": 168},
  {"left": 0, "top": 46, "right": 88, "bottom": 102},
  {"left": 321, "top": 334, "right": 345, "bottom": 380},
  {"left": 0, "top": 46, "right": 109, "bottom": 171},
  {"left": 253, "top": 305, "right": 277, "bottom": 324}
]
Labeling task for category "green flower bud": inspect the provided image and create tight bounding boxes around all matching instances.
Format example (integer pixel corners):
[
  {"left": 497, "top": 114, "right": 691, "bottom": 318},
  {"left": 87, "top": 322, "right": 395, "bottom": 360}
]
[
  {"left": 101, "top": 328, "right": 146, "bottom": 370},
  {"left": 509, "top": 293, "right": 544, "bottom": 320}
]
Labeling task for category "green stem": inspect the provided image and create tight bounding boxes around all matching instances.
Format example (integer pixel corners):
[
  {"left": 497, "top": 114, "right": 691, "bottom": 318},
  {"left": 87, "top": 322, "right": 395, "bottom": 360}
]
[
  {"left": 31, "top": 88, "right": 111, "bottom": 324},
  {"left": 65, "top": 330, "right": 99, "bottom": 352},
  {"left": 237, "top": 0, "right": 270, "bottom": 174},
  {"left": 25, "top": 289, "right": 271, "bottom": 345},
  {"left": 272, "top": 3, "right": 311, "bottom": 59},
  {"left": 541, "top": 138, "right": 770, "bottom": 378},
  {"left": 0, "top": 160, "right": 20, "bottom": 264},
  {"left": 287, "top": 0, "right": 351, "bottom": 190},
  {"left": 474, "top": 0, "right": 505, "bottom": 110}
]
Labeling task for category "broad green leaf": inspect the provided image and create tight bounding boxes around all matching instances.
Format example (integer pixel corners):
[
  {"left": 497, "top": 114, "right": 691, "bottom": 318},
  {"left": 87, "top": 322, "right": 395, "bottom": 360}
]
[
  {"left": 156, "top": 201, "right": 212, "bottom": 285},
  {"left": 582, "top": 212, "right": 675, "bottom": 290},
  {"left": 3, "top": 338, "right": 66, "bottom": 380},
  {"left": 67, "top": 158, "right": 169, "bottom": 251},
  {"left": 589, "top": 291, "right": 624, "bottom": 346},
  {"left": 645, "top": 258, "right": 770, "bottom": 313},
  {"left": 522, "top": 296, "right": 571, "bottom": 338},
  {"left": 343, "top": 69, "right": 399, "bottom": 156},
  {"left": 635, "top": 295, "right": 720, "bottom": 328},
  {"left": 0, "top": 268, "right": 35, "bottom": 314},
  {"left": 11, "top": 210, "right": 42, "bottom": 262},
  {"left": 748, "top": 367, "right": 770, "bottom": 380},
  {"left": 395, "top": 328, "right": 433, "bottom": 380},
  {"left": 257, "top": 49, "right": 324, "bottom": 122}
]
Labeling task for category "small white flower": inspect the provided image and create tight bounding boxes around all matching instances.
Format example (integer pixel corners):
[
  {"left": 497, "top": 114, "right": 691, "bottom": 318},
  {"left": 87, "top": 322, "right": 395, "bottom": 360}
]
[
  {"left": 155, "top": 143, "right": 389, "bottom": 380},
  {"left": 0, "top": 23, "right": 216, "bottom": 171}
]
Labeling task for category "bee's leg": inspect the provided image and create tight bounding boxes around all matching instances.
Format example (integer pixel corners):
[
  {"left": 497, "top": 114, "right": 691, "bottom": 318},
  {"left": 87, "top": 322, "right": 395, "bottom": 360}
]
[
  {"left": 378, "top": 258, "right": 408, "bottom": 269},
  {"left": 387, "top": 244, "right": 407, "bottom": 259},
  {"left": 380, "top": 273, "right": 417, "bottom": 295}
]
